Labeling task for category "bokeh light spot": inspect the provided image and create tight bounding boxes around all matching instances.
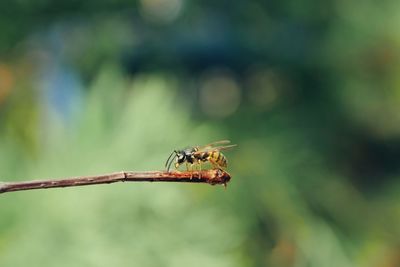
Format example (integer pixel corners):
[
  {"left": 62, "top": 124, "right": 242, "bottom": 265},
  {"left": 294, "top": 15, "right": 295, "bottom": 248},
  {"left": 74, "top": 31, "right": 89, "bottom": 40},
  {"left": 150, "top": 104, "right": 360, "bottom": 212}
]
[
  {"left": 0, "top": 64, "right": 14, "bottom": 103},
  {"left": 140, "top": 0, "right": 183, "bottom": 23},
  {"left": 199, "top": 70, "right": 241, "bottom": 119},
  {"left": 247, "top": 68, "right": 287, "bottom": 111}
]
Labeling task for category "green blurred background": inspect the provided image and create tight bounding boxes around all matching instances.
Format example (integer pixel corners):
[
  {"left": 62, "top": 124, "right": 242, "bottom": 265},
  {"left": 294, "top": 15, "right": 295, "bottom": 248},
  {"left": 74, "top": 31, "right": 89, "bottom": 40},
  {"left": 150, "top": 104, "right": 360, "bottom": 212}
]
[{"left": 1, "top": 1, "right": 400, "bottom": 266}]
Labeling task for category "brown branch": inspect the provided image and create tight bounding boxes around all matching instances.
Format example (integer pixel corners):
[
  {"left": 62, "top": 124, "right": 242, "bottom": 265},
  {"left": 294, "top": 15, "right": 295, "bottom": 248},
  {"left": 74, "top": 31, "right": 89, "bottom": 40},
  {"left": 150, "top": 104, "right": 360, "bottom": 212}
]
[{"left": 0, "top": 169, "right": 231, "bottom": 194}]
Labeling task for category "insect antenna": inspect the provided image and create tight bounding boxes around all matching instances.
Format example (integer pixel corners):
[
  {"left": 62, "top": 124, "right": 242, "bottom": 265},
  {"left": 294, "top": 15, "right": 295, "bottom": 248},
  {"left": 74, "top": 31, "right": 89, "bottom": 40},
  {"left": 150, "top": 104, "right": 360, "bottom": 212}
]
[{"left": 165, "top": 150, "right": 178, "bottom": 171}]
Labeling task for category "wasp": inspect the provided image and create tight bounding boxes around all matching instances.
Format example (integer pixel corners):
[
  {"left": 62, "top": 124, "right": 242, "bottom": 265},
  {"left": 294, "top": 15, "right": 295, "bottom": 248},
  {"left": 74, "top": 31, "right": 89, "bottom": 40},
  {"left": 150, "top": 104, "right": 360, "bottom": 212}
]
[{"left": 165, "top": 140, "right": 236, "bottom": 172}]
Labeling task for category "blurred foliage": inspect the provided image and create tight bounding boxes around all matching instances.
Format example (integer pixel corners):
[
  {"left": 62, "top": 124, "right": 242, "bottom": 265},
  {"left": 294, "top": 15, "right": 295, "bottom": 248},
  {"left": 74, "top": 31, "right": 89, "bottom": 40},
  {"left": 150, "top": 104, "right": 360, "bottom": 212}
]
[{"left": 1, "top": 0, "right": 400, "bottom": 267}]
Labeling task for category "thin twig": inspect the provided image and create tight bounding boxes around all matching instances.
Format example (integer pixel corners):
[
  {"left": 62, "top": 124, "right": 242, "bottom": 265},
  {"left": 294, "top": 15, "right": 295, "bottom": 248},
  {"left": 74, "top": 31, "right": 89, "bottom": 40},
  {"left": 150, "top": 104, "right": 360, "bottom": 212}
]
[{"left": 0, "top": 169, "right": 231, "bottom": 194}]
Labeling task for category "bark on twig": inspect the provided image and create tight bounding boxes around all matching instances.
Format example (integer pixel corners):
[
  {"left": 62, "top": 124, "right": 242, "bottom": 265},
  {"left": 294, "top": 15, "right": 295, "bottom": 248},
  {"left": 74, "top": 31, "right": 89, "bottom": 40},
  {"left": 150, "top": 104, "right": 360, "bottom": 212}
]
[{"left": 0, "top": 169, "right": 231, "bottom": 194}]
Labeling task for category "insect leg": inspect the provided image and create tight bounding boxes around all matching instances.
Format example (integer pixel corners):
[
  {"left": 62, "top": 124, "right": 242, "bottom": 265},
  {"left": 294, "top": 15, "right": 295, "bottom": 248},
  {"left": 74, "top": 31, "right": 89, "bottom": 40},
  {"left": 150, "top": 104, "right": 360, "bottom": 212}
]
[
  {"left": 208, "top": 158, "right": 221, "bottom": 170},
  {"left": 197, "top": 160, "right": 202, "bottom": 178},
  {"left": 186, "top": 163, "right": 195, "bottom": 179}
]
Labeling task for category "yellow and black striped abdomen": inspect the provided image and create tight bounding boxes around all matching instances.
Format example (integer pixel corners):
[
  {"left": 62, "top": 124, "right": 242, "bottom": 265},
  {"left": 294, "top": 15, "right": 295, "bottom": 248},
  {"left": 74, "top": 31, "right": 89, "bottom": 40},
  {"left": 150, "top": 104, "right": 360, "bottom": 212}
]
[{"left": 207, "top": 150, "right": 227, "bottom": 168}]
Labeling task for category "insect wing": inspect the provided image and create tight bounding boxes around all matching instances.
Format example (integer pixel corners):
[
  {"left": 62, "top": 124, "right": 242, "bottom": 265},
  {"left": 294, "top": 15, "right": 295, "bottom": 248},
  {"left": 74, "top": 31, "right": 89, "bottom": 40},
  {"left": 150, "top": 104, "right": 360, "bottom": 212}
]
[
  {"left": 214, "top": 144, "right": 237, "bottom": 151},
  {"left": 193, "top": 144, "right": 237, "bottom": 156},
  {"left": 196, "top": 140, "right": 231, "bottom": 150}
]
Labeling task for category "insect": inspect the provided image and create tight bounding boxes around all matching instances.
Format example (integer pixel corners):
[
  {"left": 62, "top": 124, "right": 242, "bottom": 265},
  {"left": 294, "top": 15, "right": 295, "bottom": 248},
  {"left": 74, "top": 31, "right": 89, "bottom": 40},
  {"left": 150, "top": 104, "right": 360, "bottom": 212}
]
[{"left": 165, "top": 140, "right": 236, "bottom": 172}]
